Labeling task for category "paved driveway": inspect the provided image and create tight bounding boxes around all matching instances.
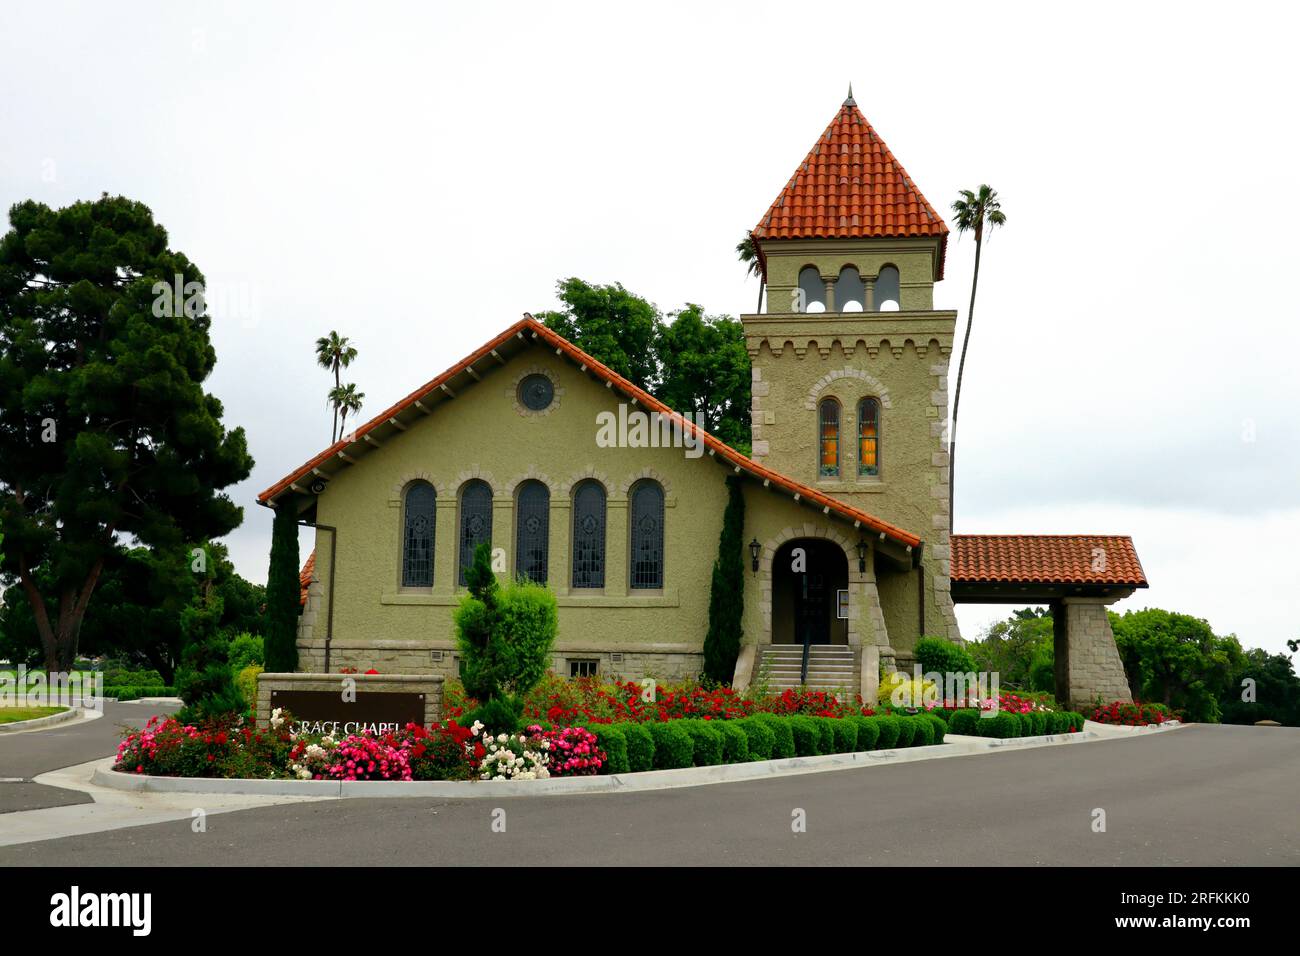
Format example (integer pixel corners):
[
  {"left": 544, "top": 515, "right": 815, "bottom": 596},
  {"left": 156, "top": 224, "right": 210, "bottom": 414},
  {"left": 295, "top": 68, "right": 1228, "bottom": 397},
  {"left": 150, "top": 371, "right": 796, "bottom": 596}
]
[{"left": 1, "top": 723, "right": 1295, "bottom": 866}]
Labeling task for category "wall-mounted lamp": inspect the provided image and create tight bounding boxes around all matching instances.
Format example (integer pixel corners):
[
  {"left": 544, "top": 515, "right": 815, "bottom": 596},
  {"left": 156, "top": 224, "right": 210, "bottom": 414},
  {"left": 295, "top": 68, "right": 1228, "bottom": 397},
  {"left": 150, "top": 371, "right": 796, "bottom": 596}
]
[
  {"left": 855, "top": 539, "right": 868, "bottom": 574},
  {"left": 749, "top": 538, "right": 761, "bottom": 573}
]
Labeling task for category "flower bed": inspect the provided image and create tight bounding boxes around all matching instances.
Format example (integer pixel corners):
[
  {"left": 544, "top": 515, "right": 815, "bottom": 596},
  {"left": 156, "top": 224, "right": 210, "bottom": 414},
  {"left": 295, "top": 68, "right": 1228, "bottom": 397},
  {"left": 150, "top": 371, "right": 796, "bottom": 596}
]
[
  {"left": 112, "top": 708, "right": 968, "bottom": 781},
  {"left": 1080, "top": 700, "right": 1177, "bottom": 726},
  {"left": 446, "top": 674, "right": 877, "bottom": 725}
]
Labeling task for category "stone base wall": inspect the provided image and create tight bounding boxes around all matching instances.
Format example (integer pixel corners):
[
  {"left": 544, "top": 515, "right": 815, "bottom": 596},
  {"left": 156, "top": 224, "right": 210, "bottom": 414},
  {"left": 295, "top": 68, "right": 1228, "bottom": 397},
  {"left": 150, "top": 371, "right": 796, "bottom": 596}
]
[
  {"left": 256, "top": 671, "right": 443, "bottom": 729},
  {"left": 294, "top": 640, "right": 704, "bottom": 685},
  {"left": 1057, "top": 599, "right": 1133, "bottom": 709}
]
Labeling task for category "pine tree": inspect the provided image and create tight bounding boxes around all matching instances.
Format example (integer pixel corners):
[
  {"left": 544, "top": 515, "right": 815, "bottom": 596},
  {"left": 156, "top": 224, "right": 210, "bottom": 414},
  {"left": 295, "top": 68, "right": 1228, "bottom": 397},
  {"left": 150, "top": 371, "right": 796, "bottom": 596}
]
[
  {"left": 264, "top": 500, "right": 301, "bottom": 673},
  {"left": 703, "top": 475, "right": 745, "bottom": 684}
]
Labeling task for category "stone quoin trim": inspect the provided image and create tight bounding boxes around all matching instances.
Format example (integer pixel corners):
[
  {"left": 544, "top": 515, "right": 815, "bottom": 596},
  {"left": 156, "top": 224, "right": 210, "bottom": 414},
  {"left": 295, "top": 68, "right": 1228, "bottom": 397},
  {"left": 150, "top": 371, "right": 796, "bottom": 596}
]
[{"left": 804, "top": 368, "right": 893, "bottom": 411}]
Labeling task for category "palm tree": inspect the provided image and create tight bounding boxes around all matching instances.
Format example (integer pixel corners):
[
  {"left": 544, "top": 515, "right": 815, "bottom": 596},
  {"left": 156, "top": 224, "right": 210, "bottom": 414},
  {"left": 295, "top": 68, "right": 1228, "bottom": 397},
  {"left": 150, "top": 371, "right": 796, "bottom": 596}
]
[
  {"left": 330, "top": 383, "right": 365, "bottom": 441},
  {"left": 315, "top": 331, "right": 358, "bottom": 442},
  {"left": 736, "top": 234, "right": 764, "bottom": 312},
  {"left": 948, "top": 185, "right": 1006, "bottom": 534}
]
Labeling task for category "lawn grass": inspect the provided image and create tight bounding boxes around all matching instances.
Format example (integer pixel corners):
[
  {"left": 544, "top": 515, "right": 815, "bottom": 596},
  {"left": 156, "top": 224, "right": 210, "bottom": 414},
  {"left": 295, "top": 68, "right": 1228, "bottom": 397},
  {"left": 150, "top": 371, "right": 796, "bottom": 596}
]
[{"left": 0, "top": 705, "right": 68, "bottom": 724}]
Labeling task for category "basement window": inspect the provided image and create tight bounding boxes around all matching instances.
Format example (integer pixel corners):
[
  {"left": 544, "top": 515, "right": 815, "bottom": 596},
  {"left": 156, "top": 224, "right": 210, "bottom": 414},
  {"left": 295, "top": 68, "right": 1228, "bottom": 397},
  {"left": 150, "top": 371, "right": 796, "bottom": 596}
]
[{"left": 569, "top": 659, "right": 599, "bottom": 679}]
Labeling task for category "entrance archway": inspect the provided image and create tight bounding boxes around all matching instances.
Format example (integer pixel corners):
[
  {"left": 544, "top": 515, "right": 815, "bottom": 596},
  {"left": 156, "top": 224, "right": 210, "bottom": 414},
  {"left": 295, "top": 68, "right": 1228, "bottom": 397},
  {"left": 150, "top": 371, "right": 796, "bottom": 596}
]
[{"left": 772, "top": 538, "right": 849, "bottom": 646}]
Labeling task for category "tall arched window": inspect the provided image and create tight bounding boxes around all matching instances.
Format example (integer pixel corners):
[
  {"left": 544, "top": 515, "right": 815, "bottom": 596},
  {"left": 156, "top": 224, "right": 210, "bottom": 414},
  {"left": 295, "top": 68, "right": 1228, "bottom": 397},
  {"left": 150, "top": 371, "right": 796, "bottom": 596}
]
[
  {"left": 858, "top": 398, "right": 881, "bottom": 477},
  {"left": 457, "top": 479, "right": 493, "bottom": 586},
  {"left": 819, "top": 398, "right": 840, "bottom": 478},
  {"left": 515, "top": 480, "right": 550, "bottom": 584},
  {"left": 401, "top": 481, "right": 436, "bottom": 588},
  {"left": 875, "top": 265, "right": 900, "bottom": 311},
  {"left": 835, "top": 266, "right": 864, "bottom": 311},
  {"left": 798, "top": 266, "right": 826, "bottom": 313},
  {"left": 571, "top": 480, "right": 606, "bottom": 589},
  {"left": 629, "top": 480, "right": 664, "bottom": 589}
]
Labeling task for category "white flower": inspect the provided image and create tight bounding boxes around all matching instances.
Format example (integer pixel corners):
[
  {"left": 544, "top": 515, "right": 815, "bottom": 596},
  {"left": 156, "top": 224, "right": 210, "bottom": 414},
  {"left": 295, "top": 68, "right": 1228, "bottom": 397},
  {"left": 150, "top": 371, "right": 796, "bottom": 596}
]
[{"left": 471, "top": 720, "right": 484, "bottom": 736}]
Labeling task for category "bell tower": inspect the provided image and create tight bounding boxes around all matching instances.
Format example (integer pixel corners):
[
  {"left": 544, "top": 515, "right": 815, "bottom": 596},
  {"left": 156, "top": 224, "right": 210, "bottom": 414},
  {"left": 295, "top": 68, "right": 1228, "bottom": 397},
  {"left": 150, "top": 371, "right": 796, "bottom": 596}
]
[{"left": 742, "top": 90, "right": 961, "bottom": 645}]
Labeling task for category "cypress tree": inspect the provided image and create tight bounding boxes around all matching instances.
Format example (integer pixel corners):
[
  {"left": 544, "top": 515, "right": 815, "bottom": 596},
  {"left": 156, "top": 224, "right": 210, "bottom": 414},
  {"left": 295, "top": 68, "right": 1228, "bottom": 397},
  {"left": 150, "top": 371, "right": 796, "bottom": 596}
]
[
  {"left": 703, "top": 475, "right": 745, "bottom": 684},
  {"left": 264, "top": 500, "right": 301, "bottom": 673}
]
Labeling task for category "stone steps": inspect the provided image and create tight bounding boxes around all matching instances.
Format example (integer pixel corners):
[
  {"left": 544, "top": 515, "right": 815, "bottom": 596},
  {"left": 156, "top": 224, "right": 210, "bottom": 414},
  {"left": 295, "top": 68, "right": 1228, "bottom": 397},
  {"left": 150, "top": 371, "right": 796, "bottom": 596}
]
[{"left": 758, "top": 644, "right": 859, "bottom": 694}]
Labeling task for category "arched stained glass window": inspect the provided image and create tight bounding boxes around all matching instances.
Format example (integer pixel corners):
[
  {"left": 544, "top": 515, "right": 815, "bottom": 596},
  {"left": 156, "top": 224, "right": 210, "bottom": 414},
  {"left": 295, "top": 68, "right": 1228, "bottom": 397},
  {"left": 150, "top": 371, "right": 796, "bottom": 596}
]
[
  {"left": 401, "top": 482, "right": 436, "bottom": 587},
  {"left": 858, "top": 398, "right": 881, "bottom": 477},
  {"left": 629, "top": 480, "right": 664, "bottom": 590},
  {"left": 457, "top": 480, "right": 493, "bottom": 586},
  {"left": 515, "top": 480, "right": 550, "bottom": 584},
  {"left": 571, "top": 480, "right": 606, "bottom": 589},
  {"left": 819, "top": 399, "right": 840, "bottom": 478}
]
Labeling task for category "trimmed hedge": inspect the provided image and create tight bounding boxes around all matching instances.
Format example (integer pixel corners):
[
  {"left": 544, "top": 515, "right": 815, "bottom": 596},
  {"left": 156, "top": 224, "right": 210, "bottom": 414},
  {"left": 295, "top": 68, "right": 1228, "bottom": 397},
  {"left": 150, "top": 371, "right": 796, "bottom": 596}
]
[
  {"left": 923, "top": 713, "right": 947, "bottom": 744},
  {"left": 788, "top": 715, "right": 821, "bottom": 756},
  {"left": 828, "top": 718, "right": 858, "bottom": 753},
  {"left": 1028, "top": 711, "right": 1048, "bottom": 736},
  {"left": 648, "top": 722, "right": 694, "bottom": 769},
  {"left": 874, "top": 715, "right": 902, "bottom": 749},
  {"left": 910, "top": 716, "right": 935, "bottom": 746},
  {"left": 715, "top": 721, "right": 750, "bottom": 763},
  {"left": 976, "top": 712, "right": 1021, "bottom": 738},
  {"left": 948, "top": 709, "right": 979, "bottom": 735},
  {"left": 589, "top": 725, "right": 629, "bottom": 775},
  {"left": 810, "top": 717, "right": 835, "bottom": 754},
  {"left": 734, "top": 717, "right": 775, "bottom": 760},
  {"left": 895, "top": 717, "right": 917, "bottom": 749},
  {"left": 103, "top": 685, "right": 175, "bottom": 701},
  {"left": 753, "top": 713, "right": 796, "bottom": 758},
  {"left": 618, "top": 723, "right": 655, "bottom": 772},
  {"left": 678, "top": 720, "right": 724, "bottom": 766},
  {"left": 849, "top": 716, "right": 880, "bottom": 751}
]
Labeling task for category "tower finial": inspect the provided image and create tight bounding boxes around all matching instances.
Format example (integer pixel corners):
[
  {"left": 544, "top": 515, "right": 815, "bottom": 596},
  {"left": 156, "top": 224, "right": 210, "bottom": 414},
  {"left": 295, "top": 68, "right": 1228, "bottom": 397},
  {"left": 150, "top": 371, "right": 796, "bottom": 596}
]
[{"left": 844, "top": 83, "right": 855, "bottom": 107}]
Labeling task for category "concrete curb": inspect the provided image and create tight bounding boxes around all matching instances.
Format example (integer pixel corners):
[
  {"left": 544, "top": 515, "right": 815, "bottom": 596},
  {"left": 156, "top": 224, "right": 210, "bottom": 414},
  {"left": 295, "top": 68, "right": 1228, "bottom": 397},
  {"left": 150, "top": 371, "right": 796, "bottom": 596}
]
[
  {"left": 87, "top": 724, "right": 1132, "bottom": 799},
  {"left": 0, "top": 707, "right": 79, "bottom": 734}
]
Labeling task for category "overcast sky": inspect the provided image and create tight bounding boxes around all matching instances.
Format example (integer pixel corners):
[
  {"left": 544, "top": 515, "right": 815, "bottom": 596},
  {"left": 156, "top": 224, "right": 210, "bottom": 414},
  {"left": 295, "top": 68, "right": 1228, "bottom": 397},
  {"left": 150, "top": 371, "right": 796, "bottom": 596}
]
[{"left": 3, "top": 1, "right": 1297, "bottom": 654}]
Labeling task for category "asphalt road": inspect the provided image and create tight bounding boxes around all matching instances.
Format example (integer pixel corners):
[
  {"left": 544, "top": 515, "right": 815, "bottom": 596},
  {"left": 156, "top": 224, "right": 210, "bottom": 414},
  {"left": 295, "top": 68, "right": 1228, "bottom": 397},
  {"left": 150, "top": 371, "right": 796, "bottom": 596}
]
[
  {"left": 0, "top": 701, "right": 179, "bottom": 813},
  {"left": 1, "top": 722, "right": 1296, "bottom": 865}
]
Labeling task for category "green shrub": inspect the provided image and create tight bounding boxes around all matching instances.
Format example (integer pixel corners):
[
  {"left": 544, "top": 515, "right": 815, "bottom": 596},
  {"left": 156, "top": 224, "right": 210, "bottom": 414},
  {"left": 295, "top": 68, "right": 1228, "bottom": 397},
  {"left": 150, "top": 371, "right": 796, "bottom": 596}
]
[
  {"left": 754, "top": 713, "right": 796, "bottom": 758},
  {"left": 1027, "top": 710, "right": 1048, "bottom": 736},
  {"left": 1066, "top": 711, "right": 1085, "bottom": 733},
  {"left": 703, "top": 475, "right": 745, "bottom": 684},
  {"left": 175, "top": 628, "right": 245, "bottom": 722},
  {"left": 874, "top": 715, "right": 902, "bottom": 749},
  {"left": 678, "top": 720, "right": 724, "bottom": 766},
  {"left": 910, "top": 716, "right": 935, "bottom": 746},
  {"left": 236, "top": 664, "right": 262, "bottom": 712},
  {"left": 715, "top": 721, "right": 750, "bottom": 763},
  {"left": 849, "top": 716, "right": 880, "bottom": 751},
  {"left": 589, "top": 725, "right": 629, "bottom": 774},
  {"left": 895, "top": 717, "right": 917, "bottom": 748},
  {"left": 265, "top": 502, "right": 301, "bottom": 674},
  {"left": 976, "top": 712, "right": 1021, "bottom": 738},
  {"left": 648, "top": 722, "right": 694, "bottom": 769},
  {"left": 103, "top": 685, "right": 174, "bottom": 701},
  {"left": 948, "top": 708, "right": 980, "bottom": 735},
  {"left": 227, "top": 633, "right": 264, "bottom": 672},
  {"left": 914, "top": 636, "right": 978, "bottom": 679},
  {"left": 619, "top": 723, "right": 655, "bottom": 772},
  {"left": 788, "top": 715, "right": 821, "bottom": 756},
  {"left": 463, "top": 695, "right": 523, "bottom": 735},
  {"left": 923, "top": 713, "right": 947, "bottom": 744},
  {"left": 828, "top": 718, "right": 858, "bottom": 753},
  {"left": 735, "top": 717, "right": 775, "bottom": 760},
  {"left": 810, "top": 717, "right": 835, "bottom": 754},
  {"left": 453, "top": 542, "right": 557, "bottom": 702}
]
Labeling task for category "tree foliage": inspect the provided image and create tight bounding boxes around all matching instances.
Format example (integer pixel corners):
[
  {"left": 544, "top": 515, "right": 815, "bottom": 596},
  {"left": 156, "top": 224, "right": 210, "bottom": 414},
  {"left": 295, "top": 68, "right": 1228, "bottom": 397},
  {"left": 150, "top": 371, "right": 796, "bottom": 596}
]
[
  {"left": 703, "top": 475, "right": 745, "bottom": 684},
  {"left": 538, "top": 278, "right": 751, "bottom": 454},
  {"left": 0, "top": 195, "right": 252, "bottom": 669},
  {"left": 264, "top": 501, "right": 301, "bottom": 674}
]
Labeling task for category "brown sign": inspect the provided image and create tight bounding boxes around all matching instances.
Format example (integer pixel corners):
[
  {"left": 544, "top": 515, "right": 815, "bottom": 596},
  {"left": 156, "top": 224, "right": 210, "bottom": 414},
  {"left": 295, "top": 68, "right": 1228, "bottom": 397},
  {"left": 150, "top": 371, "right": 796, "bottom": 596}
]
[{"left": 270, "top": 689, "right": 426, "bottom": 736}]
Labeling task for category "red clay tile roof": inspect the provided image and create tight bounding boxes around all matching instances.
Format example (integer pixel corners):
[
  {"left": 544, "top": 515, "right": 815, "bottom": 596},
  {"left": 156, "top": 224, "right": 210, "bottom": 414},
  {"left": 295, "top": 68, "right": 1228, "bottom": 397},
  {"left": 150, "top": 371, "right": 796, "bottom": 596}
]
[
  {"left": 259, "top": 316, "right": 923, "bottom": 550},
  {"left": 753, "top": 96, "right": 949, "bottom": 276},
  {"left": 299, "top": 551, "right": 315, "bottom": 607},
  {"left": 950, "top": 535, "right": 1148, "bottom": 587}
]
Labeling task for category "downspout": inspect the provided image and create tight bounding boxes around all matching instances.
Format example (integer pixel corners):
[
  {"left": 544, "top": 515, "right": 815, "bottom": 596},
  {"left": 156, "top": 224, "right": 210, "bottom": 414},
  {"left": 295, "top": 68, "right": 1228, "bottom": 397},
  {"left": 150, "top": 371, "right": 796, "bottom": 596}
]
[
  {"left": 914, "top": 541, "right": 926, "bottom": 637},
  {"left": 299, "top": 519, "right": 339, "bottom": 673}
]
